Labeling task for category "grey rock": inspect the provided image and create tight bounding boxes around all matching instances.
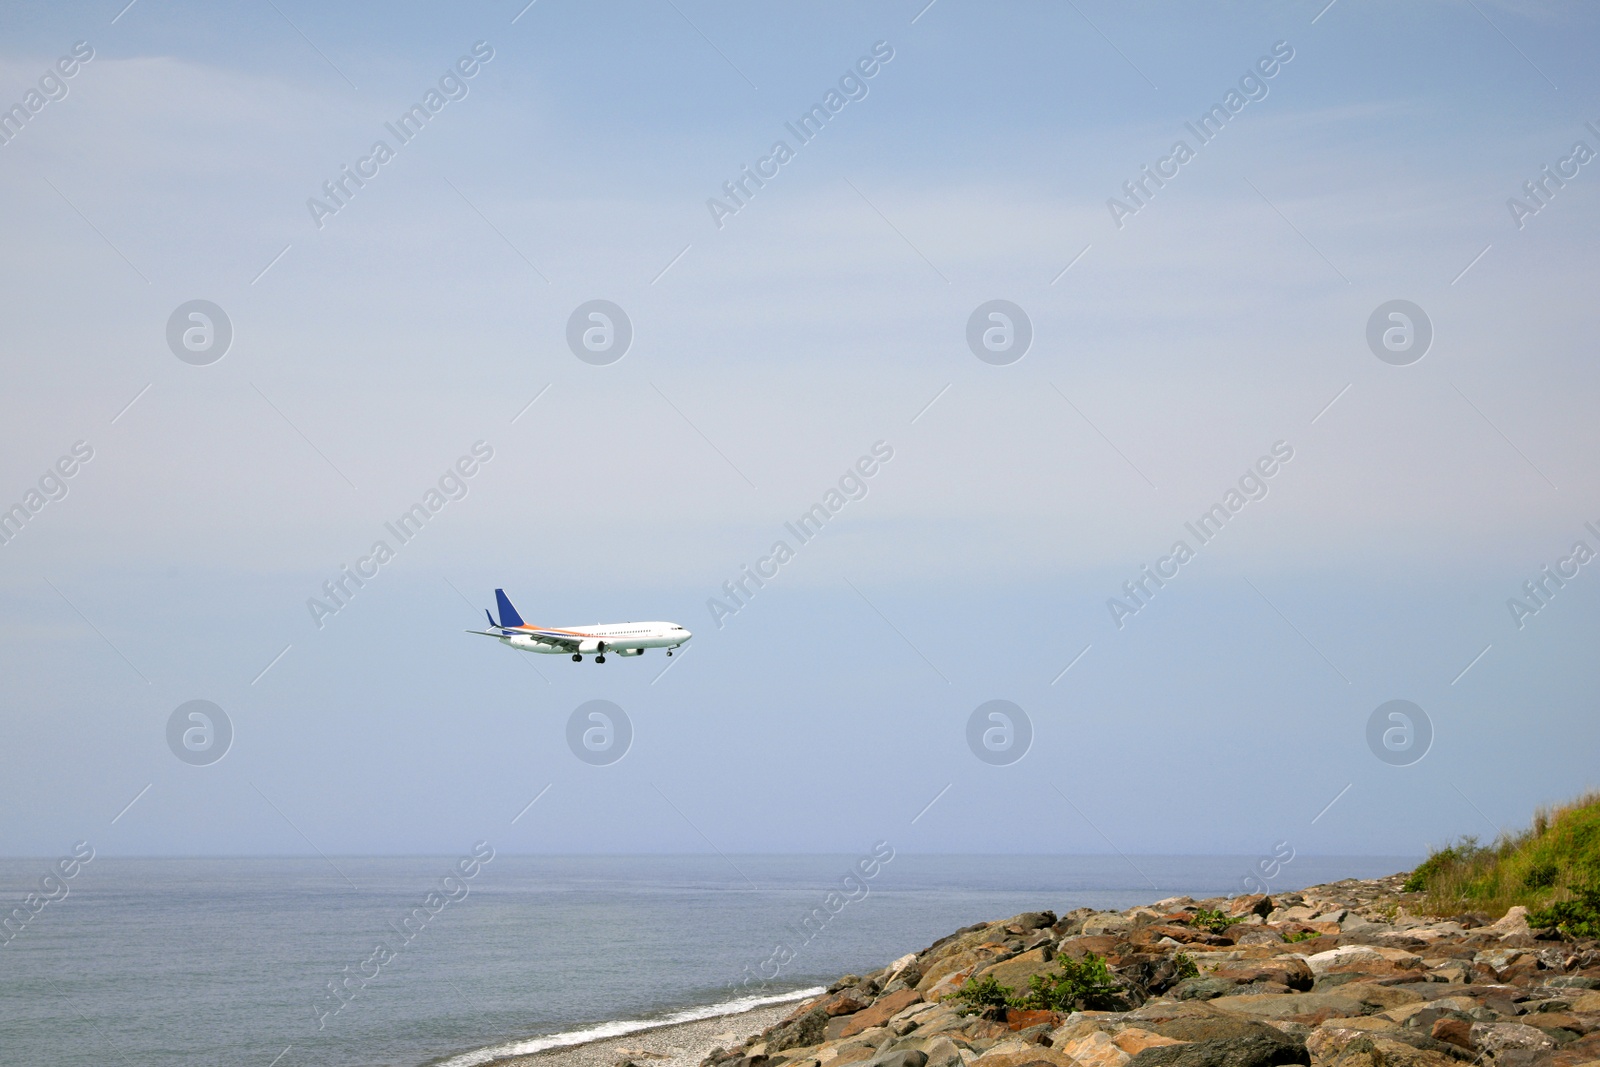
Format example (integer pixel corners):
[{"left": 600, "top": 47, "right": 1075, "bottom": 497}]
[
  {"left": 1468, "top": 1022, "right": 1555, "bottom": 1053},
  {"left": 868, "top": 1052, "right": 928, "bottom": 1067},
  {"left": 1169, "top": 977, "right": 1241, "bottom": 1001},
  {"left": 1053, "top": 908, "right": 1095, "bottom": 937},
  {"left": 768, "top": 1008, "right": 829, "bottom": 1053},
  {"left": 1127, "top": 1031, "right": 1310, "bottom": 1067}
]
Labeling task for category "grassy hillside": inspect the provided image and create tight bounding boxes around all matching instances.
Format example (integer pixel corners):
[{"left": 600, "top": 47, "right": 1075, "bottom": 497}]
[{"left": 1404, "top": 789, "right": 1600, "bottom": 934}]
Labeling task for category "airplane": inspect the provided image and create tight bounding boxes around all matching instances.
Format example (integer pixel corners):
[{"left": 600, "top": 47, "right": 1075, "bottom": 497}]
[{"left": 466, "top": 588, "right": 692, "bottom": 664}]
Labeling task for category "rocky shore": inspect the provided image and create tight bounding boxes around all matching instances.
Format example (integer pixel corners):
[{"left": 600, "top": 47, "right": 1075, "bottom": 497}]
[{"left": 701, "top": 875, "right": 1600, "bottom": 1067}]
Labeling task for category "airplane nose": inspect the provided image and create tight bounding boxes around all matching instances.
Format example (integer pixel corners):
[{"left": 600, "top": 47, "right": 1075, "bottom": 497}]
[{"left": 682, "top": 629, "right": 693, "bottom": 641}]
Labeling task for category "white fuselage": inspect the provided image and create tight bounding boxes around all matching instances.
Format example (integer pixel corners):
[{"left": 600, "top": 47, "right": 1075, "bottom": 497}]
[{"left": 500, "top": 621, "right": 690, "bottom": 656}]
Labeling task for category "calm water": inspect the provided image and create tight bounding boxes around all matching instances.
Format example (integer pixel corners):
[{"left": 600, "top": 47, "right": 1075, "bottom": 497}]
[{"left": 0, "top": 854, "right": 1410, "bottom": 1067}]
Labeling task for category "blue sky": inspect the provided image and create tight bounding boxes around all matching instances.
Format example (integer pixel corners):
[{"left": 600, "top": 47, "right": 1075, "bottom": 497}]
[{"left": 2, "top": 0, "right": 1598, "bottom": 860}]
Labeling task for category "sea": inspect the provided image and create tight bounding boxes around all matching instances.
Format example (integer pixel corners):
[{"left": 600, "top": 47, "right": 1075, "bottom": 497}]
[{"left": 0, "top": 854, "right": 1412, "bottom": 1067}]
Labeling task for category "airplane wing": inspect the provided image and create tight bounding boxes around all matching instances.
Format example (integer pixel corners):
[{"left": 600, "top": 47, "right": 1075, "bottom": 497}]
[{"left": 519, "top": 629, "right": 584, "bottom": 651}]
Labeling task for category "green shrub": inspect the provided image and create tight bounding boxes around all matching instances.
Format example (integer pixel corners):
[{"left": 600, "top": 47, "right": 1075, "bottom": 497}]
[
  {"left": 1190, "top": 908, "right": 1236, "bottom": 933},
  {"left": 1402, "top": 838, "right": 1489, "bottom": 893},
  {"left": 950, "top": 973, "right": 1019, "bottom": 1016},
  {"left": 1173, "top": 952, "right": 1199, "bottom": 979},
  {"left": 1525, "top": 861, "right": 1559, "bottom": 889},
  {"left": 1284, "top": 929, "right": 1322, "bottom": 943},
  {"left": 953, "top": 952, "right": 1126, "bottom": 1016},
  {"left": 1528, "top": 885, "right": 1600, "bottom": 939},
  {"left": 1021, "top": 952, "right": 1123, "bottom": 1012}
]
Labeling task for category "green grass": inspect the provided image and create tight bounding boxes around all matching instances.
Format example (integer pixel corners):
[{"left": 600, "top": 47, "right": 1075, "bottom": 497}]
[{"left": 1403, "top": 789, "right": 1600, "bottom": 925}]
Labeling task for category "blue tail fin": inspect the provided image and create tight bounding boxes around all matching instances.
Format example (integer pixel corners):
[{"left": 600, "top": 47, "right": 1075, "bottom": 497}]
[{"left": 494, "top": 588, "right": 524, "bottom": 628}]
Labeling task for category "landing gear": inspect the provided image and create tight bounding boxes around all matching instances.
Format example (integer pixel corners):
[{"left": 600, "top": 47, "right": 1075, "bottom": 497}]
[
  {"left": 596, "top": 655, "right": 606, "bottom": 663},
  {"left": 666, "top": 649, "right": 673, "bottom": 656},
  {"left": 572, "top": 654, "right": 582, "bottom": 662}
]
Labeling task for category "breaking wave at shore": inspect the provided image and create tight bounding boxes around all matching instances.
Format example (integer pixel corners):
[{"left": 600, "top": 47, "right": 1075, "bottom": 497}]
[{"left": 433, "top": 987, "right": 825, "bottom": 1067}]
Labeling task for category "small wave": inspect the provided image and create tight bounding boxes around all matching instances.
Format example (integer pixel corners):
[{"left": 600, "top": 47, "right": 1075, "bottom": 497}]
[{"left": 432, "top": 987, "right": 826, "bottom": 1067}]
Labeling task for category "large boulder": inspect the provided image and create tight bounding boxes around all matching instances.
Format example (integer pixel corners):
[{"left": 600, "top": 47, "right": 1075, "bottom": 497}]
[
  {"left": 1052, "top": 1031, "right": 1133, "bottom": 1067},
  {"left": 1140, "top": 1016, "right": 1302, "bottom": 1046},
  {"left": 867, "top": 1053, "right": 927, "bottom": 1067},
  {"left": 1170, "top": 978, "right": 1243, "bottom": 1002},
  {"left": 1112, "top": 1029, "right": 1190, "bottom": 1056},
  {"left": 1566, "top": 990, "right": 1600, "bottom": 1013},
  {"left": 1084, "top": 914, "right": 1136, "bottom": 937},
  {"left": 972, "top": 1038, "right": 1083, "bottom": 1067},
  {"left": 1208, "top": 985, "right": 1423, "bottom": 1024},
  {"left": 896, "top": 1035, "right": 963, "bottom": 1067},
  {"left": 1468, "top": 1022, "right": 1556, "bottom": 1056},
  {"left": 1310, "top": 1034, "right": 1463, "bottom": 1067},
  {"left": 1213, "top": 958, "right": 1314, "bottom": 992},
  {"left": 1125, "top": 1029, "right": 1309, "bottom": 1067},
  {"left": 822, "top": 989, "right": 874, "bottom": 1016},
  {"left": 918, "top": 947, "right": 1009, "bottom": 994},
  {"left": 1229, "top": 896, "right": 1275, "bottom": 919},
  {"left": 838, "top": 990, "right": 923, "bottom": 1039},
  {"left": 976, "top": 948, "right": 1057, "bottom": 993},
  {"left": 767, "top": 1007, "right": 830, "bottom": 1053}
]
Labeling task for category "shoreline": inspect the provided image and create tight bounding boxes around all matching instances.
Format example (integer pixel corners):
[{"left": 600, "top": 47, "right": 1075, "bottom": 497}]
[
  {"left": 433, "top": 987, "right": 824, "bottom": 1067},
  {"left": 435, "top": 869, "right": 1600, "bottom": 1067}
]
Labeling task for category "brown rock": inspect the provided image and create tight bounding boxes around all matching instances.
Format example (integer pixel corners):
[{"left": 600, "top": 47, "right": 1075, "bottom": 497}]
[
  {"left": 839, "top": 989, "right": 923, "bottom": 1039},
  {"left": 978, "top": 949, "right": 1058, "bottom": 993},
  {"left": 1111, "top": 1029, "right": 1188, "bottom": 1056},
  {"left": 964, "top": 1019, "right": 1013, "bottom": 1042},
  {"left": 829, "top": 1047, "right": 877, "bottom": 1067},
  {"left": 1133, "top": 925, "right": 1229, "bottom": 947},
  {"left": 1059, "top": 935, "right": 1126, "bottom": 959},
  {"left": 822, "top": 990, "right": 872, "bottom": 1016},
  {"left": 1005, "top": 1009, "right": 1063, "bottom": 1032},
  {"left": 1318, "top": 1017, "right": 1399, "bottom": 1033},
  {"left": 919, "top": 947, "right": 1008, "bottom": 993},
  {"left": 1205, "top": 985, "right": 1423, "bottom": 1024},
  {"left": 1052, "top": 1031, "right": 1132, "bottom": 1067},
  {"left": 1315, "top": 1034, "right": 1460, "bottom": 1067},
  {"left": 922, "top": 971, "right": 971, "bottom": 1004},
  {"left": 1501, "top": 961, "right": 1542, "bottom": 984},
  {"left": 1229, "top": 896, "right": 1274, "bottom": 919},
  {"left": 1141, "top": 1015, "right": 1292, "bottom": 1045},
  {"left": 1546, "top": 1031, "right": 1600, "bottom": 1067},
  {"left": 1214, "top": 958, "right": 1314, "bottom": 992},
  {"left": 832, "top": 1017, "right": 883, "bottom": 1036},
  {"left": 768, "top": 1009, "right": 830, "bottom": 1053},
  {"left": 1529, "top": 1013, "right": 1589, "bottom": 1035},
  {"left": 1430, "top": 1017, "right": 1474, "bottom": 1050},
  {"left": 1204, "top": 991, "right": 1367, "bottom": 1023}
]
